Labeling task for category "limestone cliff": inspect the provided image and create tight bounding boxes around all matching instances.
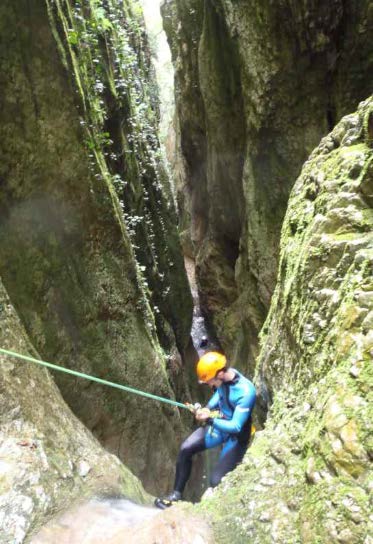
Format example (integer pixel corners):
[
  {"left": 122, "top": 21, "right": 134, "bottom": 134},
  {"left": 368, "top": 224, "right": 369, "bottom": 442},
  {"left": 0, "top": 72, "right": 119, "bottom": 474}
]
[
  {"left": 0, "top": 0, "right": 193, "bottom": 494},
  {"left": 162, "top": 0, "right": 373, "bottom": 370},
  {"left": 0, "top": 279, "right": 150, "bottom": 544},
  {"left": 198, "top": 98, "right": 373, "bottom": 544}
]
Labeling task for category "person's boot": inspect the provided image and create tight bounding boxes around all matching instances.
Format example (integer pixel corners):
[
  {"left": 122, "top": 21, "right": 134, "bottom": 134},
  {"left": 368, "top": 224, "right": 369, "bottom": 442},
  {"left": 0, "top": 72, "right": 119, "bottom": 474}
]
[{"left": 154, "top": 490, "right": 182, "bottom": 510}]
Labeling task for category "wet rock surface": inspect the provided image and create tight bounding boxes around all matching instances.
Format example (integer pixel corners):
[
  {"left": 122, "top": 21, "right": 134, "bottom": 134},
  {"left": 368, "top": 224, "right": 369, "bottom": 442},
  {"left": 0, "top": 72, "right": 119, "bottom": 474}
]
[{"left": 31, "top": 499, "right": 158, "bottom": 543}]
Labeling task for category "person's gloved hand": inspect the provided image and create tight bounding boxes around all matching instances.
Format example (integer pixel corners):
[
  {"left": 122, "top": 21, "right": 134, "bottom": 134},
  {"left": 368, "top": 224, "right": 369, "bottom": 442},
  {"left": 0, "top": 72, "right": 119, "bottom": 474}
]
[
  {"left": 186, "top": 403, "right": 219, "bottom": 423},
  {"left": 195, "top": 407, "right": 212, "bottom": 422}
]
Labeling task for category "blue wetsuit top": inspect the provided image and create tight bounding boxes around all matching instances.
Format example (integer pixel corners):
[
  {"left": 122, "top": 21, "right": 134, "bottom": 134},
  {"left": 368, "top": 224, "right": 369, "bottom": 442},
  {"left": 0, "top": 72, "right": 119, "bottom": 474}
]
[{"left": 206, "top": 369, "right": 256, "bottom": 437}]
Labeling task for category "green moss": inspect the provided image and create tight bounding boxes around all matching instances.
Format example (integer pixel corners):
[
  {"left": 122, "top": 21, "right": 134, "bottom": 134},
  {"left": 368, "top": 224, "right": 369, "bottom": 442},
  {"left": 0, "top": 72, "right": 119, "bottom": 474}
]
[{"left": 44, "top": 0, "right": 193, "bottom": 352}]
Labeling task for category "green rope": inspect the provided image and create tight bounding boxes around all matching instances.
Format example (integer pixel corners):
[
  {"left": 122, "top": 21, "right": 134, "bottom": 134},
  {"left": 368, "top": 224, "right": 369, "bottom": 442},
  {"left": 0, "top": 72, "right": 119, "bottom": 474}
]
[{"left": 0, "top": 347, "right": 189, "bottom": 411}]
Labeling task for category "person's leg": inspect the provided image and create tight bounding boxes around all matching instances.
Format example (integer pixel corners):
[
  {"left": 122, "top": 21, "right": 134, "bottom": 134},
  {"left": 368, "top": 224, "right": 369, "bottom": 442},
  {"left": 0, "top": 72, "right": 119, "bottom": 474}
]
[
  {"left": 173, "top": 427, "right": 207, "bottom": 493},
  {"left": 155, "top": 425, "right": 226, "bottom": 508},
  {"left": 210, "top": 437, "right": 247, "bottom": 488},
  {"left": 174, "top": 425, "right": 225, "bottom": 494}
]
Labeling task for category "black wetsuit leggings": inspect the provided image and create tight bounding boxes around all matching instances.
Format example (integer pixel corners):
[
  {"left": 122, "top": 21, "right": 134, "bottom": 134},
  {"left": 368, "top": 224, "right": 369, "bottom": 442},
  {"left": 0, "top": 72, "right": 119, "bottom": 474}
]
[{"left": 174, "top": 426, "right": 248, "bottom": 493}]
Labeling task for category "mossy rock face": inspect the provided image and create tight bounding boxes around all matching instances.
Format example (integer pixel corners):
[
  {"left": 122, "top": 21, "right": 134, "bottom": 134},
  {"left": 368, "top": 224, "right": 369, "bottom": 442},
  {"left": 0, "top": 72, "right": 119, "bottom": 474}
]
[
  {"left": 0, "top": 0, "right": 193, "bottom": 494},
  {"left": 0, "top": 280, "right": 151, "bottom": 543},
  {"left": 163, "top": 0, "right": 373, "bottom": 372},
  {"left": 196, "top": 98, "right": 373, "bottom": 543}
]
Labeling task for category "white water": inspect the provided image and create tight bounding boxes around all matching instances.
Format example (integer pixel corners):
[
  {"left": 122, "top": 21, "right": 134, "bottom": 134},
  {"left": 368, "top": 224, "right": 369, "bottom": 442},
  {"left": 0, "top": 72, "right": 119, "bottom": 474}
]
[
  {"left": 184, "top": 257, "right": 220, "bottom": 355},
  {"left": 31, "top": 498, "right": 160, "bottom": 543},
  {"left": 31, "top": 496, "right": 213, "bottom": 544}
]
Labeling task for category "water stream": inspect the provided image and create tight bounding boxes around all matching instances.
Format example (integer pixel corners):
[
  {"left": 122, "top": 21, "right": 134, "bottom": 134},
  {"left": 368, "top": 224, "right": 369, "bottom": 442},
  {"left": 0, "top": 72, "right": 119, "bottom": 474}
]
[
  {"left": 31, "top": 498, "right": 159, "bottom": 543},
  {"left": 31, "top": 496, "right": 213, "bottom": 543},
  {"left": 184, "top": 257, "right": 220, "bottom": 355}
]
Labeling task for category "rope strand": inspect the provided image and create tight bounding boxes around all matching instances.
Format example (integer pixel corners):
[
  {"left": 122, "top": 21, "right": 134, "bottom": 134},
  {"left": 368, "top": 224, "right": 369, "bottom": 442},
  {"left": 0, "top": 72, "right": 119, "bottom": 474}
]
[{"left": 0, "top": 347, "right": 189, "bottom": 411}]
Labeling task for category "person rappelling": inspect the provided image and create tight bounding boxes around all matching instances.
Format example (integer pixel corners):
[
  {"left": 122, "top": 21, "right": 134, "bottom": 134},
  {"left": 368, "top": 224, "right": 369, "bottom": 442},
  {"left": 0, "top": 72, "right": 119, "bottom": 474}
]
[
  {"left": 155, "top": 351, "right": 256, "bottom": 509},
  {"left": 0, "top": 347, "right": 256, "bottom": 510}
]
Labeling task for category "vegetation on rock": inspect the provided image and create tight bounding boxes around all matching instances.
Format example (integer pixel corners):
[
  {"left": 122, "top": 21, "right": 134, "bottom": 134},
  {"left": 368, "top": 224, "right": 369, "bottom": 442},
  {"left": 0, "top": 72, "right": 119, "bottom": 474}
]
[{"left": 0, "top": 0, "right": 193, "bottom": 498}]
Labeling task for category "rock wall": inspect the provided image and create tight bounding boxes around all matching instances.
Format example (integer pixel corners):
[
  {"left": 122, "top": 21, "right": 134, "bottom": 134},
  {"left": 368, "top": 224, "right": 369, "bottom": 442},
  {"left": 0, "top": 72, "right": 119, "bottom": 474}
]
[
  {"left": 0, "top": 0, "right": 194, "bottom": 494},
  {"left": 199, "top": 98, "right": 373, "bottom": 543},
  {"left": 162, "top": 0, "right": 373, "bottom": 371},
  {"left": 0, "top": 279, "right": 150, "bottom": 543}
]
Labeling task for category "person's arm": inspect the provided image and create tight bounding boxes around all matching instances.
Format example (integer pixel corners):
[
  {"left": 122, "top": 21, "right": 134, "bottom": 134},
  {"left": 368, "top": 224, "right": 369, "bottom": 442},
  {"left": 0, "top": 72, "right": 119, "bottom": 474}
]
[
  {"left": 212, "top": 385, "right": 256, "bottom": 434},
  {"left": 195, "top": 389, "right": 220, "bottom": 423}
]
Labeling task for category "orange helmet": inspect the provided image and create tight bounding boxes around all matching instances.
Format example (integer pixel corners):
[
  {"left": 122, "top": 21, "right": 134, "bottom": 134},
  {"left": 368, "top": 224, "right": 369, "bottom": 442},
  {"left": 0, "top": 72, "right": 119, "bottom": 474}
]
[{"left": 196, "top": 352, "right": 227, "bottom": 383}]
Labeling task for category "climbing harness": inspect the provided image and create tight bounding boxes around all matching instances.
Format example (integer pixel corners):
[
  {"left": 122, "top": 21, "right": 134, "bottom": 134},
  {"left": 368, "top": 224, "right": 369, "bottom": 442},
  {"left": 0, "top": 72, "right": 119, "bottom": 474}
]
[{"left": 0, "top": 347, "right": 190, "bottom": 411}]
